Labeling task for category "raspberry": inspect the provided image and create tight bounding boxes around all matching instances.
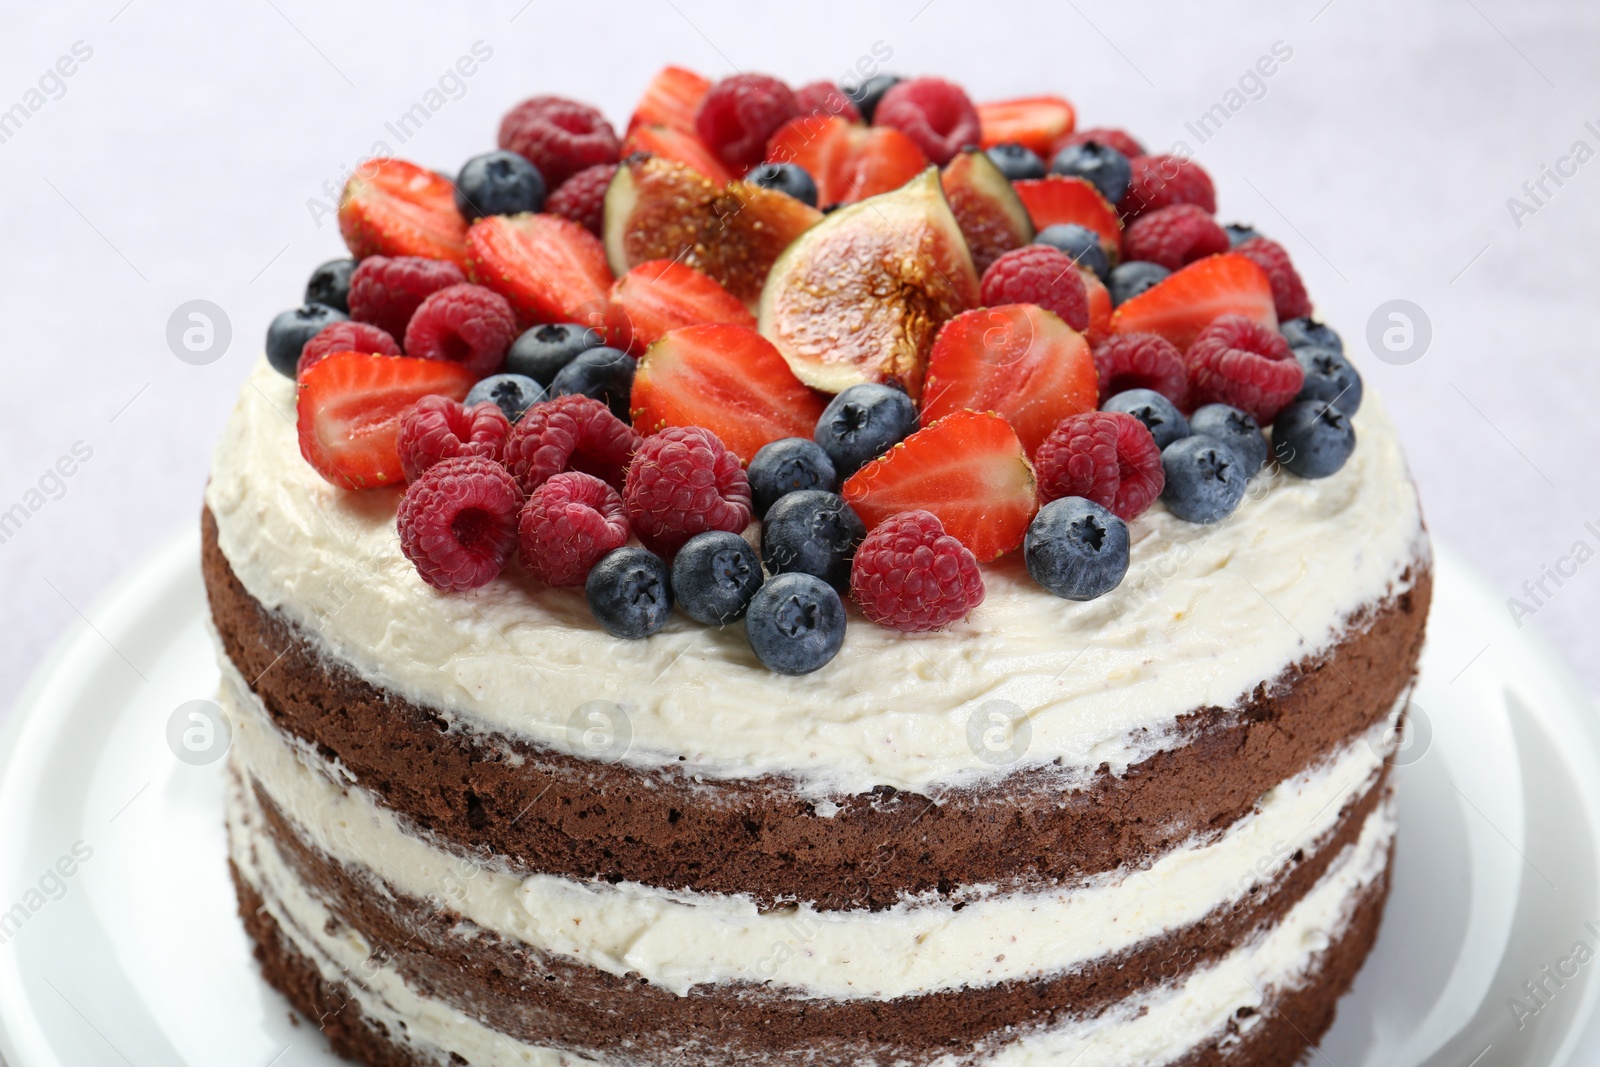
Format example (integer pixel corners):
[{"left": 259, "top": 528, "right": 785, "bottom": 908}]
[
  {"left": 1118, "top": 154, "right": 1216, "bottom": 219},
  {"left": 397, "top": 456, "right": 524, "bottom": 591},
  {"left": 793, "top": 80, "right": 861, "bottom": 124},
  {"left": 396, "top": 395, "right": 512, "bottom": 482},
  {"left": 347, "top": 256, "right": 465, "bottom": 340},
  {"left": 1121, "top": 205, "right": 1230, "bottom": 271},
  {"left": 979, "top": 245, "right": 1089, "bottom": 331},
  {"left": 545, "top": 163, "right": 617, "bottom": 238},
  {"left": 1058, "top": 127, "right": 1145, "bottom": 161},
  {"left": 694, "top": 74, "right": 800, "bottom": 172},
  {"left": 504, "top": 394, "right": 641, "bottom": 495},
  {"left": 849, "top": 510, "right": 985, "bottom": 632},
  {"left": 296, "top": 321, "right": 400, "bottom": 377},
  {"left": 1235, "top": 236, "right": 1313, "bottom": 321},
  {"left": 872, "top": 77, "right": 981, "bottom": 165},
  {"left": 498, "top": 96, "right": 621, "bottom": 189},
  {"left": 623, "top": 426, "right": 752, "bottom": 557},
  {"left": 402, "top": 283, "right": 518, "bottom": 378},
  {"left": 517, "top": 471, "right": 630, "bottom": 587},
  {"left": 1184, "top": 314, "right": 1305, "bottom": 424},
  {"left": 1092, "top": 333, "right": 1189, "bottom": 407},
  {"left": 1034, "top": 411, "right": 1165, "bottom": 520}
]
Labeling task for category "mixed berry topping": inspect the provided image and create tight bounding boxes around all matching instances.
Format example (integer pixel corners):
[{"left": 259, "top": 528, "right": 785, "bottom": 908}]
[
  {"left": 518, "top": 471, "right": 631, "bottom": 587},
  {"left": 850, "top": 510, "right": 984, "bottom": 633},
  {"left": 398, "top": 456, "right": 524, "bottom": 592}
]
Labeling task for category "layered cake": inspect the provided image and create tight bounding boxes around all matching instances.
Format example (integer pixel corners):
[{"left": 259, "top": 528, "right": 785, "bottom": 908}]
[{"left": 205, "top": 68, "right": 1431, "bottom": 1066}]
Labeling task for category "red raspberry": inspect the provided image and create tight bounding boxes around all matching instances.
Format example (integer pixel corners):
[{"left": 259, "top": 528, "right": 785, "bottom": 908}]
[
  {"left": 1121, "top": 205, "right": 1230, "bottom": 271},
  {"left": 1057, "top": 127, "right": 1145, "bottom": 161},
  {"left": 1034, "top": 411, "right": 1165, "bottom": 520},
  {"left": 1092, "top": 333, "right": 1189, "bottom": 408},
  {"left": 296, "top": 321, "right": 400, "bottom": 377},
  {"left": 1235, "top": 237, "right": 1313, "bottom": 321},
  {"left": 793, "top": 80, "right": 861, "bottom": 123},
  {"left": 694, "top": 74, "right": 800, "bottom": 172},
  {"left": 517, "top": 471, "right": 630, "bottom": 586},
  {"left": 397, "top": 456, "right": 524, "bottom": 592},
  {"left": 498, "top": 96, "right": 621, "bottom": 189},
  {"left": 850, "top": 510, "right": 985, "bottom": 632},
  {"left": 347, "top": 256, "right": 465, "bottom": 340},
  {"left": 623, "top": 426, "right": 752, "bottom": 557},
  {"left": 979, "top": 246, "right": 1089, "bottom": 331},
  {"left": 1118, "top": 154, "right": 1216, "bottom": 219},
  {"left": 396, "top": 395, "right": 511, "bottom": 482},
  {"left": 545, "top": 163, "right": 617, "bottom": 238},
  {"left": 872, "top": 77, "right": 981, "bottom": 166},
  {"left": 1185, "top": 314, "right": 1305, "bottom": 424},
  {"left": 504, "top": 394, "right": 641, "bottom": 495},
  {"left": 402, "top": 283, "right": 517, "bottom": 378}
]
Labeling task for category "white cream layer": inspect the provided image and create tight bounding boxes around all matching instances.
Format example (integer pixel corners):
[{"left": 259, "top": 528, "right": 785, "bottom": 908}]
[
  {"left": 222, "top": 658, "right": 1392, "bottom": 1001},
  {"left": 206, "top": 357, "right": 1426, "bottom": 796}
]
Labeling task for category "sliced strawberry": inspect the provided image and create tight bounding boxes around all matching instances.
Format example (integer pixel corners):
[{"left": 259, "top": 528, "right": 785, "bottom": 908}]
[
  {"left": 338, "top": 158, "right": 469, "bottom": 267},
  {"left": 621, "top": 124, "right": 733, "bottom": 184},
  {"left": 1013, "top": 175, "right": 1121, "bottom": 256},
  {"left": 842, "top": 410, "right": 1036, "bottom": 562},
  {"left": 1082, "top": 269, "right": 1112, "bottom": 346},
  {"left": 466, "top": 213, "right": 613, "bottom": 329},
  {"left": 766, "top": 114, "right": 928, "bottom": 206},
  {"left": 631, "top": 323, "right": 827, "bottom": 464},
  {"left": 921, "top": 304, "right": 1097, "bottom": 457},
  {"left": 976, "top": 96, "right": 1076, "bottom": 158},
  {"left": 604, "top": 260, "right": 755, "bottom": 354},
  {"left": 1110, "top": 252, "right": 1277, "bottom": 352},
  {"left": 296, "top": 352, "right": 474, "bottom": 490},
  {"left": 628, "top": 66, "right": 711, "bottom": 135}
]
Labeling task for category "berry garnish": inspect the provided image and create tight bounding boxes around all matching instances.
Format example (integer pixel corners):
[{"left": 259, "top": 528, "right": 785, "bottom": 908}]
[
  {"left": 1109, "top": 252, "right": 1276, "bottom": 352},
  {"left": 760, "top": 489, "right": 865, "bottom": 592},
  {"left": 672, "top": 530, "right": 764, "bottom": 625},
  {"left": 1121, "top": 204, "right": 1231, "bottom": 271},
  {"left": 975, "top": 95, "right": 1076, "bottom": 159},
  {"left": 1035, "top": 223, "right": 1111, "bottom": 281},
  {"left": 1272, "top": 401, "right": 1357, "bottom": 479},
  {"left": 296, "top": 352, "right": 474, "bottom": 489},
  {"left": 873, "top": 76, "right": 981, "bottom": 166},
  {"left": 498, "top": 96, "right": 621, "bottom": 189},
  {"left": 544, "top": 162, "right": 617, "bottom": 238},
  {"left": 1294, "top": 346, "right": 1363, "bottom": 414},
  {"left": 1058, "top": 127, "right": 1145, "bottom": 161},
  {"left": 1160, "top": 435, "right": 1248, "bottom": 524},
  {"left": 517, "top": 471, "right": 630, "bottom": 587},
  {"left": 466, "top": 213, "right": 613, "bottom": 329},
  {"left": 549, "top": 347, "right": 636, "bottom": 423},
  {"left": 744, "top": 162, "right": 819, "bottom": 207},
  {"left": 695, "top": 73, "right": 800, "bottom": 172},
  {"left": 623, "top": 426, "right": 753, "bottom": 557},
  {"left": 1107, "top": 261, "right": 1170, "bottom": 307},
  {"left": 586, "top": 547, "right": 673, "bottom": 639},
  {"left": 629, "top": 66, "right": 711, "bottom": 135},
  {"left": 1102, "top": 388, "right": 1190, "bottom": 450},
  {"left": 397, "top": 456, "right": 523, "bottom": 592},
  {"left": 1184, "top": 313, "right": 1304, "bottom": 424},
  {"left": 1189, "top": 403, "right": 1268, "bottom": 475},
  {"left": 1234, "top": 236, "right": 1313, "bottom": 322},
  {"left": 1091, "top": 332, "right": 1188, "bottom": 407},
  {"left": 748, "top": 438, "right": 838, "bottom": 518},
  {"left": 793, "top": 80, "right": 861, "bottom": 123},
  {"left": 505, "top": 323, "right": 606, "bottom": 386},
  {"left": 1280, "top": 316, "right": 1343, "bottom": 354},
  {"left": 1050, "top": 141, "right": 1132, "bottom": 205},
  {"left": 1011, "top": 175, "right": 1122, "bottom": 256},
  {"left": 347, "top": 255, "right": 466, "bottom": 341},
  {"left": 397, "top": 395, "right": 513, "bottom": 482},
  {"left": 621, "top": 123, "right": 735, "bottom": 184},
  {"left": 338, "top": 158, "right": 469, "bottom": 267},
  {"left": 979, "top": 246, "right": 1090, "bottom": 332},
  {"left": 266, "top": 304, "right": 347, "bottom": 378},
  {"left": 1025, "top": 497, "right": 1130, "bottom": 601},
  {"left": 454, "top": 150, "right": 546, "bottom": 221},
  {"left": 1119, "top": 154, "right": 1217, "bottom": 219},
  {"left": 604, "top": 260, "right": 756, "bottom": 355},
  {"left": 985, "top": 143, "right": 1047, "bottom": 181},
  {"left": 765, "top": 115, "right": 928, "bottom": 206},
  {"left": 1034, "top": 411, "right": 1165, "bottom": 520},
  {"left": 850, "top": 509, "right": 985, "bottom": 632},
  {"left": 842, "top": 74, "right": 901, "bottom": 123},
  {"left": 465, "top": 373, "right": 545, "bottom": 424},
  {"left": 1081, "top": 270, "right": 1113, "bottom": 346},
  {"left": 744, "top": 573, "right": 846, "bottom": 675},
  {"left": 1225, "top": 222, "right": 1260, "bottom": 247},
  {"left": 297, "top": 321, "right": 401, "bottom": 378},
  {"left": 503, "top": 394, "right": 640, "bottom": 494},
  {"left": 305, "top": 258, "right": 356, "bottom": 313},
  {"left": 403, "top": 283, "right": 518, "bottom": 379},
  {"left": 813, "top": 384, "right": 920, "bottom": 479}
]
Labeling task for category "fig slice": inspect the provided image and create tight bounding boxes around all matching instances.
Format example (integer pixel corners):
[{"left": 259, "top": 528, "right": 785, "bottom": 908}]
[
  {"left": 758, "top": 167, "right": 980, "bottom": 399},
  {"left": 603, "top": 155, "right": 821, "bottom": 309},
  {"left": 941, "top": 147, "right": 1034, "bottom": 275}
]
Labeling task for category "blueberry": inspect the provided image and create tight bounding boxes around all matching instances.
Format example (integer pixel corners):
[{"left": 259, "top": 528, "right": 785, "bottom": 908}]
[
  {"left": 745, "top": 572, "right": 846, "bottom": 675},
  {"left": 1294, "top": 346, "right": 1363, "bottom": 414},
  {"left": 586, "top": 547, "right": 673, "bottom": 639},
  {"left": 814, "top": 383, "right": 919, "bottom": 477},
  {"left": 842, "top": 73, "right": 901, "bottom": 123},
  {"left": 985, "top": 143, "right": 1046, "bottom": 181},
  {"left": 1280, "top": 317, "right": 1343, "bottom": 355},
  {"left": 1189, "top": 404, "right": 1268, "bottom": 475},
  {"left": 1161, "top": 436, "right": 1248, "bottom": 524},
  {"left": 1035, "top": 223, "right": 1110, "bottom": 281},
  {"left": 745, "top": 162, "right": 818, "bottom": 208},
  {"left": 1050, "top": 141, "right": 1132, "bottom": 204},
  {"left": 454, "top": 150, "right": 546, "bottom": 221},
  {"left": 549, "top": 346, "right": 634, "bottom": 422},
  {"left": 748, "top": 438, "right": 838, "bottom": 518},
  {"left": 1024, "top": 497, "right": 1130, "bottom": 601},
  {"left": 672, "top": 531, "right": 764, "bottom": 626},
  {"left": 1107, "top": 261, "right": 1170, "bottom": 307},
  {"left": 266, "top": 303, "right": 346, "bottom": 378},
  {"left": 305, "top": 258, "right": 356, "bottom": 313},
  {"left": 505, "top": 323, "right": 607, "bottom": 386},
  {"left": 760, "top": 490, "right": 865, "bottom": 592},
  {"left": 1272, "top": 401, "right": 1356, "bottom": 479},
  {"left": 466, "top": 373, "right": 545, "bottom": 423},
  {"left": 1103, "top": 389, "right": 1189, "bottom": 449},
  {"left": 1223, "top": 223, "right": 1260, "bottom": 247}
]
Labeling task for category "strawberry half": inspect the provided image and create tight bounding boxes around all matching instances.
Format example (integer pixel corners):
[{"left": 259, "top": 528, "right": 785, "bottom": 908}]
[
  {"left": 605, "top": 260, "right": 756, "bottom": 354},
  {"left": 842, "top": 409, "right": 1037, "bottom": 562},
  {"left": 628, "top": 66, "right": 711, "bottom": 135},
  {"left": 921, "top": 304, "right": 1097, "bottom": 457},
  {"left": 296, "top": 351, "right": 474, "bottom": 490},
  {"left": 466, "top": 213, "right": 613, "bottom": 328},
  {"left": 1013, "top": 175, "right": 1121, "bottom": 256},
  {"left": 766, "top": 115, "right": 928, "bottom": 206},
  {"left": 339, "top": 158, "right": 470, "bottom": 268},
  {"left": 622, "top": 124, "right": 733, "bottom": 184},
  {"left": 1110, "top": 252, "right": 1277, "bottom": 352},
  {"left": 976, "top": 96, "right": 1076, "bottom": 158},
  {"left": 631, "top": 323, "right": 827, "bottom": 464}
]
